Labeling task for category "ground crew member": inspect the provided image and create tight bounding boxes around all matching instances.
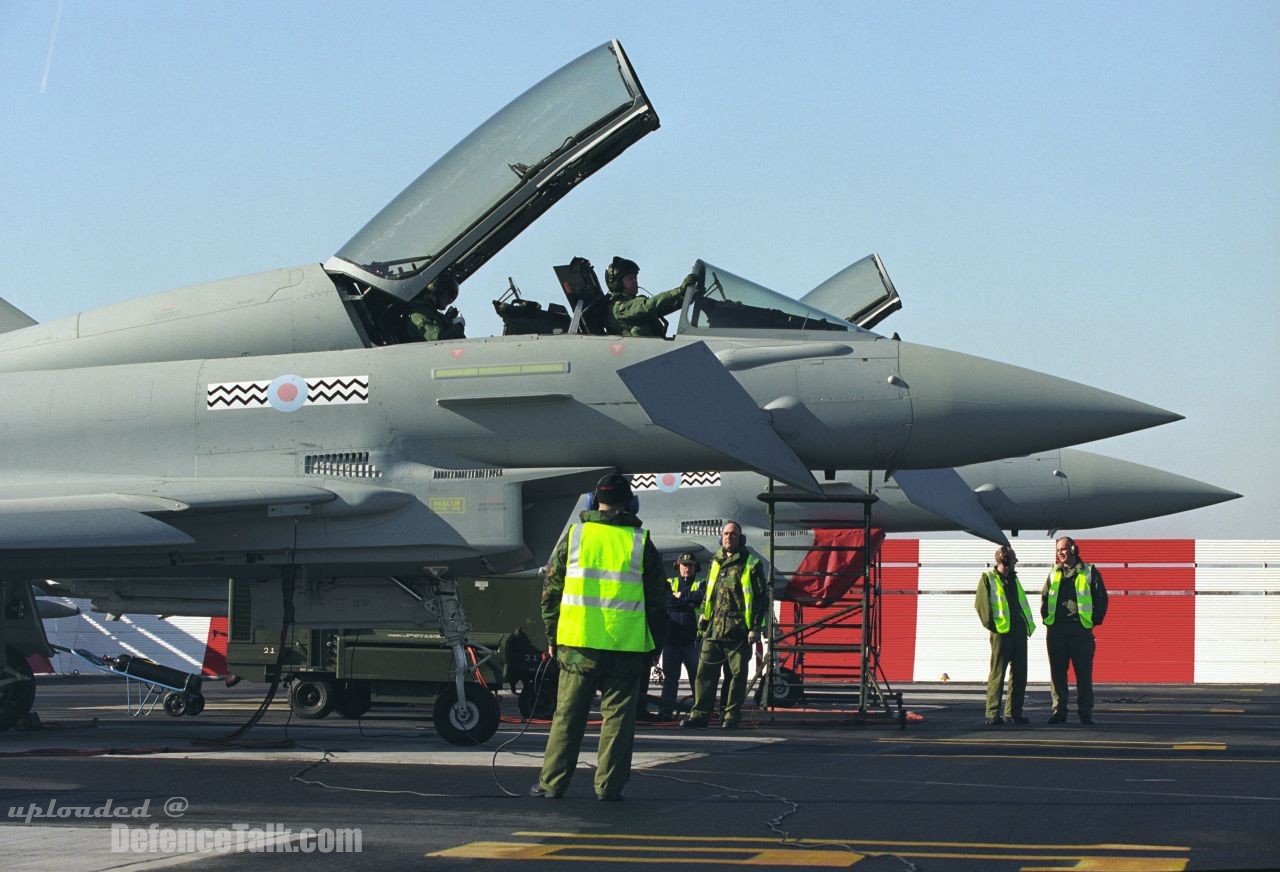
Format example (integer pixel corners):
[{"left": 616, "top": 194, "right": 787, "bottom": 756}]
[
  {"left": 657, "top": 553, "right": 705, "bottom": 720},
  {"left": 603, "top": 256, "right": 695, "bottom": 337},
  {"left": 1041, "top": 536, "right": 1109, "bottom": 725},
  {"left": 975, "top": 545, "right": 1035, "bottom": 726},
  {"left": 531, "top": 473, "right": 668, "bottom": 800},
  {"left": 681, "top": 521, "right": 768, "bottom": 730},
  {"left": 403, "top": 275, "right": 465, "bottom": 342}
]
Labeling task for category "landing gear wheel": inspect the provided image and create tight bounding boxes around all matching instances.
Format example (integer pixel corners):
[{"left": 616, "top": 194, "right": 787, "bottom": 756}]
[
  {"left": 289, "top": 676, "right": 335, "bottom": 719},
  {"left": 163, "top": 691, "right": 188, "bottom": 717},
  {"left": 433, "top": 683, "right": 500, "bottom": 746},
  {"left": 0, "top": 648, "right": 36, "bottom": 732},
  {"left": 517, "top": 679, "right": 557, "bottom": 720},
  {"left": 334, "top": 682, "right": 373, "bottom": 719},
  {"left": 185, "top": 694, "right": 205, "bottom": 716},
  {"left": 767, "top": 667, "right": 804, "bottom": 708}
]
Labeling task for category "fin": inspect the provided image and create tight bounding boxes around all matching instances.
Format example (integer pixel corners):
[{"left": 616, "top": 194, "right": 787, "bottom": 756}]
[
  {"left": 892, "top": 467, "right": 1010, "bottom": 546},
  {"left": 0, "top": 297, "right": 37, "bottom": 334},
  {"left": 618, "top": 342, "right": 822, "bottom": 495}
]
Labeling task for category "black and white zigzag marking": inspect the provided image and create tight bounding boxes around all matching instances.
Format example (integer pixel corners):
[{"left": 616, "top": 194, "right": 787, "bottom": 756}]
[
  {"left": 207, "top": 381, "right": 270, "bottom": 409},
  {"left": 306, "top": 376, "right": 369, "bottom": 404}
]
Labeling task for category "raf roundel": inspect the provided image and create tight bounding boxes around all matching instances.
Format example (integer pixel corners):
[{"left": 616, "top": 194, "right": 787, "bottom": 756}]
[
  {"left": 267, "top": 374, "right": 308, "bottom": 413},
  {"left": 657, "top": 473, "right": 682, "bottom": 493}
]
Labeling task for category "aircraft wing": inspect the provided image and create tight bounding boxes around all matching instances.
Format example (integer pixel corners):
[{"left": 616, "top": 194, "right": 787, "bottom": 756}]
[{"left": 0, "top": 478, "right": 413, "bottom": 549}]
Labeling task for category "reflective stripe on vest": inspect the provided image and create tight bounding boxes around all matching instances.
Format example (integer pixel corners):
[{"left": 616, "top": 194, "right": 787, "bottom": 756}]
[
  {"left": 984, "top": 570, "right": 1035, "bottom": 637},
  {"left": 703, "top": 554, "right": 760, "bottom": 629},
  {"left": 668, "top": 575, "right": 704, "bottom": 595},
  {"left": 558, "top": 522, "right": 653, "bottom": 652},
  {"left": 1044, "top": 564, "right": 1095, "bottom": 629}
]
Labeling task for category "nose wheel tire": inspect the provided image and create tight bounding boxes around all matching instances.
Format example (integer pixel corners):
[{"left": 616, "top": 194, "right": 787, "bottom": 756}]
[{"left": 433, "top": 683, "right": 500, "bottom": 746}]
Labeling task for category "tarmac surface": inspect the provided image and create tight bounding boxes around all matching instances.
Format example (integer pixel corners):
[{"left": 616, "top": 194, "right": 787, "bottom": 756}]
[{"left": 1, "top": 676, "right": 1277, "bottom": 871}]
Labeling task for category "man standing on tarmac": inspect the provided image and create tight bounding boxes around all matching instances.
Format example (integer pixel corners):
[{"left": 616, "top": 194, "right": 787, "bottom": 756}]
[
  {"left": 603, "top": 256, "right": 696, "bottom": 338},
  {"left": 531, "top": 473, "right": 669, "bottom": 801},
  {"left": 657, "top": 553, "right": 705, "bottom": 720},
  {"left": 681, "top": 521, "right": 768, "bottom": 731},
  {"left": 975, "top": 545, "right": 1035, "bottom": 726},
  {"left": 1041, "top": 536, "right": 1109, "bottom": 725}
]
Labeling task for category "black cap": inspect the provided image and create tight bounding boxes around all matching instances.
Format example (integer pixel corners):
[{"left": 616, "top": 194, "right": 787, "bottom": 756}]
[
  {"left": 676, "top": 552, "right": 697, "bottom": 565},
  {"left": 594, "top": 473, "right": 632, "bottom": 507}
]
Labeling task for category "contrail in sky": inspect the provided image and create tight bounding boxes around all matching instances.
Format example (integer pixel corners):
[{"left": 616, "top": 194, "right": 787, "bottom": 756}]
[{"left": 40, "top": 0, "right": 65, "bottom": 94}]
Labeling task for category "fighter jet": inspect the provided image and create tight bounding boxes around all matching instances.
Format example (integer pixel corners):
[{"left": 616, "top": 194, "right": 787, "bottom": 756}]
[
  {"left": 0, "top": 41, "right": 1181, "bottom": 731},
  {"left": 631, "top": 449, "right": 1241, "bottom": 559}
]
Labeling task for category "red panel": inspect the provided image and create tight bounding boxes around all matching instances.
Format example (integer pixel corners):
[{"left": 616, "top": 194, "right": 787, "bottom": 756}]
[
  {"left": 878, "top": 549, "right": 919, "bottom": 682},
  {"left": 1091, "top": 567, "right": 1195, "bottom": 683},
  {"left": 1074, "top": 539, "right": 1195, "bottom": 565},
  {"left": 881, "top": 538, "right": 920, "bottom": 564},
  {"left": 201, "top": 616, "right": 229, "bottom": 677}
]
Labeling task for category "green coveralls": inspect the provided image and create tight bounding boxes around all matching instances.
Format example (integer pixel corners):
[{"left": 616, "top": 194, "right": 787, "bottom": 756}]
[
  {"left": 688, "top": 548, "right": 768, "bottom": 723},
  {"left": 537, "top": 509, "right": 669, "bottom": 799},
  {"left": 403, "top": 302, "right": 464, "bottom": 342},
  {"left": 605, "top": 283, "right": 687, "bottom": 337},
  {"left": 975, "top": 569, "right": 1034, "bottom": 720}
]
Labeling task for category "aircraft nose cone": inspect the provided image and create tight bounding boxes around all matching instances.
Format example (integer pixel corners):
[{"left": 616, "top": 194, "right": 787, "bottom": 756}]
[
  {"left": 1055, "top": 449, "right": 1242, "bottom": 527},
  {"left": 896, "top": 343, "right": 1182, "bottom": 467}
]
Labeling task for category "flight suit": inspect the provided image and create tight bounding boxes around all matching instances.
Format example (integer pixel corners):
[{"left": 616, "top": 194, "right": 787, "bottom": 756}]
[
  {"left": 687, "top": 548, "right": 768, "bottom": 725},
  {"left": 975, "top": 569, "right": 1035, "bottom": 722},
  {"left": 537, "top": 509, "right": 668, "bottom": 799},
  {"left": 403, "top": 302, "right": 464, "bottom": 342},
  {"left": 605, "top": 281, "right": 688, "bottom": 337}
]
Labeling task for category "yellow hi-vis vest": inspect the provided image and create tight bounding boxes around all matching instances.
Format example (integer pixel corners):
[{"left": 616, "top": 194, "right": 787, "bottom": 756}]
[
  {"left": 558, "top": 522, "right": 654, "bottom": 652},
  {"left": 668, "top": 575, "right": 704, "bottom": 595},
  {"left": 1044, "top": 564, "right": 1096, "bottom": 629},
  {"left": 702, "top": 553, "right": 760, "bottom": 629},
  {"left": 984, "top": 570, "right": 1035, "bottom": 637}
]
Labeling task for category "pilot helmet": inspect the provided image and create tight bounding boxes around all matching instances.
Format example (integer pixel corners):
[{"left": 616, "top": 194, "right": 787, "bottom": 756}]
[
  {"left": 605, "top": 256, "right": 639, "bottom": 294},
  {"left": 425, "top": 274, "right": 460, "bottom": 309}
]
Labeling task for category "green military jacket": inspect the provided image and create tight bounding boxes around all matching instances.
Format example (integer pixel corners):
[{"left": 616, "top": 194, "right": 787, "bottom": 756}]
[
  {"left": 605, "top": 283, "right": 686, "bottom": 337},
  {"left": 542, "top": 508, "right": 669, "bottom": 674},
  {"left": 703, "top": 547, "right": 769, "bottom": 641},
  {"left": 404, "top": 303, "right": 464, "bottom": 342}
]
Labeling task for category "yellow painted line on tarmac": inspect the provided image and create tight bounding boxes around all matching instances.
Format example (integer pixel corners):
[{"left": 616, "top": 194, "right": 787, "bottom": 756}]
[
  {"left": 857, "top": 752, "right": 1277, "bottom": 764},
  {"left": 434, "top": 833, "right": 1190, "bottom": 868},
  {"left": 514, "top": 832, "right": 1189, "bottom": 851},
  {"left": 1021, "top": 860, "right": 1187, "bottom": 871},
  {"left": 876, "top": 737, "right": 1226, "bottom": 751},
  {"left": 1209, "top": 708, "right": 1245, "bottom": 713},
  {"left": 429, "top": 840, "right": 862, "bottom": 866}
]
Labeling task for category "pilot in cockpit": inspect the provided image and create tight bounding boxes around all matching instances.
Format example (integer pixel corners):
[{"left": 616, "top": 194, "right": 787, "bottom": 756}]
[
  {"left": 603, "top": 256, "right": 696, "bottom": 338},
  {"left": 403, "top": 275, "right": 466, "bottom": 342}
]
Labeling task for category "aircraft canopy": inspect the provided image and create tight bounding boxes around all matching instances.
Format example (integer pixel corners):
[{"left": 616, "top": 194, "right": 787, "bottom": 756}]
[{"left": 327, "top": 41, "right": 657, "bottom": 302}]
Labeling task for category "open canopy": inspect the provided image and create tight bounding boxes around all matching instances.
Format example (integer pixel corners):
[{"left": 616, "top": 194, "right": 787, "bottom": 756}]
[{"left": 326, "top": 41, "right": 658, "bottom": 302}]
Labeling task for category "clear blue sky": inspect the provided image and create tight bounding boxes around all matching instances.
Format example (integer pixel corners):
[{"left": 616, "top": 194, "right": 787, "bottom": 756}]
[{"left": 3, "top": 1, "right": 1277, "bottom": 538}]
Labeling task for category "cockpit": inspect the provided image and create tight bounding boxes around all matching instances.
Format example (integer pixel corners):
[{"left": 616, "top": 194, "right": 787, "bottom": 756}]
[{"left": 488, "top": 257, "right": 888, "bottom": 341}]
